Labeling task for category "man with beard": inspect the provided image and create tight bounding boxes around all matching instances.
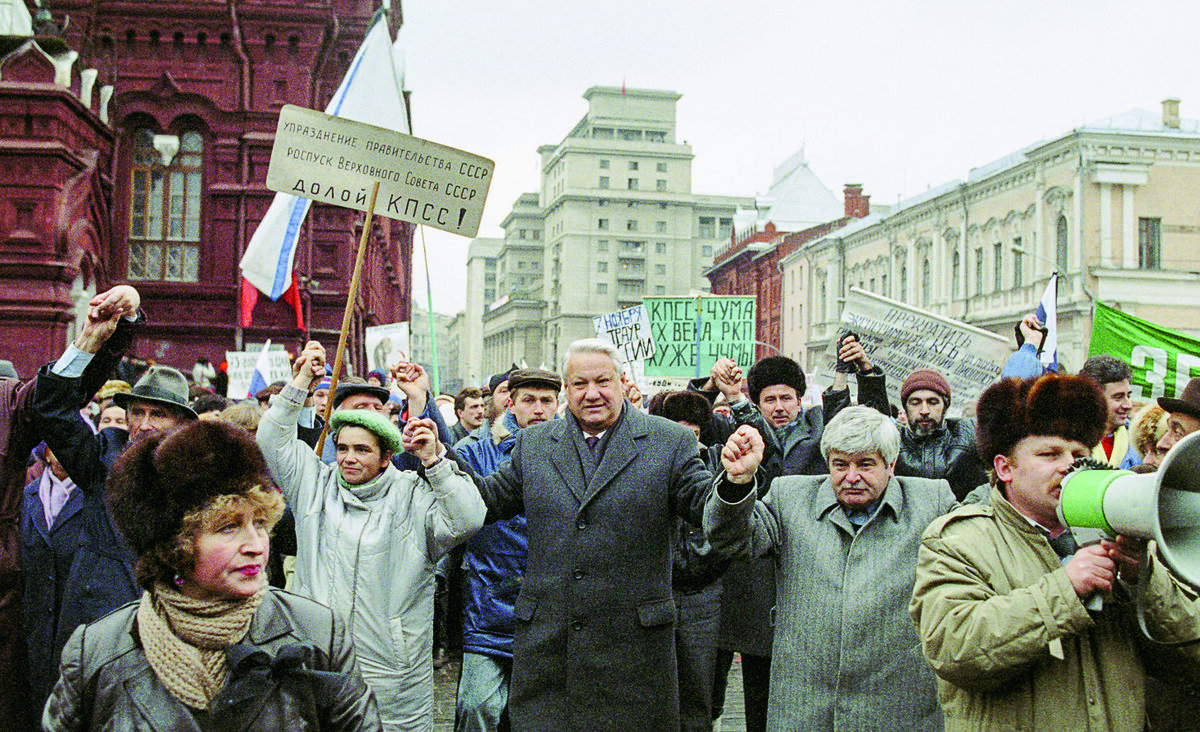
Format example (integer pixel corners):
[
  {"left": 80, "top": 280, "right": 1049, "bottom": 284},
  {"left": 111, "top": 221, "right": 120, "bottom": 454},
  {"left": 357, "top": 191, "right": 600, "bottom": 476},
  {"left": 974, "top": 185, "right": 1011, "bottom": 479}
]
[{"left": 893, "top": 369, "right": 988, "bottom": 500}]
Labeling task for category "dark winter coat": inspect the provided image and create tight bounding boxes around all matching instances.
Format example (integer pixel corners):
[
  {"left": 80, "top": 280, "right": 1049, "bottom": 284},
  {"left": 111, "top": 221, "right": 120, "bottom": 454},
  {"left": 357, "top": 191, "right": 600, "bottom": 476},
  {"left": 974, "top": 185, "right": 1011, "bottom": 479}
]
[
  {"left": 895, "top": 417, "right": 988, "bottom": 500},
  {"left": 472, "top": 403, "right": 718, "bottom": 732},
  {"left": 42, "top": 588, "right": 380, "bottom": 731},
  {"left": 31, "top": 367, "right": 142, "bottom": 696},
  {"left": 0, "top": 318, "right": 138, "bottom": 730},
  {"left": 22, "top": 471, "right": 88, "bottom": 709}
]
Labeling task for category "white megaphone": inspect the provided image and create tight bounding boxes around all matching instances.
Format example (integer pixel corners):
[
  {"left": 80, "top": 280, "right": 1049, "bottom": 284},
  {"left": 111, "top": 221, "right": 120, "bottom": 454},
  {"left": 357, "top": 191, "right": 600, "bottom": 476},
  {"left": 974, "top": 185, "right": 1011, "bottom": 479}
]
[{"left": 1056, "top": 429, "right": 1200, "bottom": 588}]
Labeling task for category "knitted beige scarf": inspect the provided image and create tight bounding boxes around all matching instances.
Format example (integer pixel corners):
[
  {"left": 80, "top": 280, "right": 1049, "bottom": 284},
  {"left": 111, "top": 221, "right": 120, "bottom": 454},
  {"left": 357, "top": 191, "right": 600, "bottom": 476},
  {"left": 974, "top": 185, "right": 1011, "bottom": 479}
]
[{"left": 136, "top": 584, "right": 265, "bottom": 710}]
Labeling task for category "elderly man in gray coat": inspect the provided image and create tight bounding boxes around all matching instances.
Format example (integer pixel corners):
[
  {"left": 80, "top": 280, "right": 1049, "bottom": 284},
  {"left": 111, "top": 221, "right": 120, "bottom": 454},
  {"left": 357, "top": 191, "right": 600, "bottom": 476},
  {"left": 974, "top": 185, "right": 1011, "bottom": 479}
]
[
  {"left": 706, "top": 405, "right": 956, "bottom": 731},
  {"left": 471, "top": 338, "right": 764, "bottom": 732}
]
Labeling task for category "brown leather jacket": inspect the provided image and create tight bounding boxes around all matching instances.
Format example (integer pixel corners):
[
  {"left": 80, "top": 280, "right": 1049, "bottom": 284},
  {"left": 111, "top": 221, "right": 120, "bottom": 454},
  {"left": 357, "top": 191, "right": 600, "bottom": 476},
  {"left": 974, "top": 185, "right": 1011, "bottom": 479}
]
[{"left": 42, "top": 588, "right": 380, "bottom": 731}]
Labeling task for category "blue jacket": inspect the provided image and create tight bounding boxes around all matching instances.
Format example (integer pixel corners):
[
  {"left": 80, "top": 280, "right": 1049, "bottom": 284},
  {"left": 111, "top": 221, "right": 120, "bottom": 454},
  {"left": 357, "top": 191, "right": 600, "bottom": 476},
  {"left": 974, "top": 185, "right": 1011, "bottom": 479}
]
[{"left": 458, "top": 412, "right": 527, "bottom": 659}]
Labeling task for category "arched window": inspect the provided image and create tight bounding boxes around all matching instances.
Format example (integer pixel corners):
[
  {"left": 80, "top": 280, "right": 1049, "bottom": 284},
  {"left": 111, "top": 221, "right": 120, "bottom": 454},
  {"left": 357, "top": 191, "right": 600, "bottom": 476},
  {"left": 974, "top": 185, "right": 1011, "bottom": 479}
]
[
  {"left": 1056, "top": 215, "right": 1069, "bottom": 272},
  {"left": 921, "top": 258, "right": 931, "bottom": 306},
  {"left": 899, "top": 263, "right": 908, "bottom": 303},
  {"left": 951, "top": 250, "right": 961, "bottom": 299},
  {"left": 128, "top": 128, "right": 203, "bottom": 281}
]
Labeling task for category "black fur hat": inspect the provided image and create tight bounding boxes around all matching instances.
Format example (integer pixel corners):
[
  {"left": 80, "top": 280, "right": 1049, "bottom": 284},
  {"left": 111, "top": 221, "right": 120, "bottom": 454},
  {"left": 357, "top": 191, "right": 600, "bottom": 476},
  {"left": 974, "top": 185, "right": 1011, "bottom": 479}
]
[
  {"left": 747, "top": 356, "right": 806, "bottom": 404},
  {"left": 976, "top": 374, "right": 1107, "bottom": 465},
  {"left": 107, "top": 420, "right": 272, "bottom": 558}
]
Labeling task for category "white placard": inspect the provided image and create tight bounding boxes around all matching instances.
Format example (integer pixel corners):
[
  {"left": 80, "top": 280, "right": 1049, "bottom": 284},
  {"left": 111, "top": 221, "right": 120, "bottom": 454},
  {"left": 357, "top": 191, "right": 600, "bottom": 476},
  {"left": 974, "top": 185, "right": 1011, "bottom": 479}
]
[
  {"left": 225, "top": 346, "right": 293, "bottom": 400},
  {"left": 266, "top": 105, "right": 494, "bottom": 236},
  {"left": 365, "top": 322, "right": 411, "bottom": 375},
  {"left": 593, "top": 304, "right": 656, "bottom": 364},
  {"left": 830, "top": 288, "right": 1011, "bottom": 417}
]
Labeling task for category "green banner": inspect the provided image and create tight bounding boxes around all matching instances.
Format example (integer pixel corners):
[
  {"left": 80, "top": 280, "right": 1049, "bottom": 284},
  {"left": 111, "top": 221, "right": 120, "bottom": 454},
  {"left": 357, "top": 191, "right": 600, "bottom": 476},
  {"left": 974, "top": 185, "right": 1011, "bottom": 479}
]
[
  {"left": 1089, "top": 301, "right": 1200, "bottom": 401},
  {"left": 643, "top": 296, "right": 756, "bottom": 378}
]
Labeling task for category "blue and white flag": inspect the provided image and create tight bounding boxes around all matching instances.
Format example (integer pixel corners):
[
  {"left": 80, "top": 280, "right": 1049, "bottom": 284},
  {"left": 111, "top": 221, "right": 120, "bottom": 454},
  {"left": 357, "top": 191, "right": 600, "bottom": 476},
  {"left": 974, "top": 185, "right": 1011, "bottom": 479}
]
[
  {"left": 247, "top": 340, "right": 273, "bottom": 398},
  {"left": 1035, "top": 274, "right": 1058, "bottom": 372},
  {"left": 239, "top": 11, "right": 409, "bottom": 312}
]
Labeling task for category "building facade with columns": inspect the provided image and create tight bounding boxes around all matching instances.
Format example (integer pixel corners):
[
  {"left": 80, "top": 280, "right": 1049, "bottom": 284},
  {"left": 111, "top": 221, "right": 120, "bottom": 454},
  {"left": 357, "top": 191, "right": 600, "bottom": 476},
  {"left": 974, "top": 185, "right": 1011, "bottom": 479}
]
[{"left": 783, "top": 100, "right": 1200, "bottom": 377}]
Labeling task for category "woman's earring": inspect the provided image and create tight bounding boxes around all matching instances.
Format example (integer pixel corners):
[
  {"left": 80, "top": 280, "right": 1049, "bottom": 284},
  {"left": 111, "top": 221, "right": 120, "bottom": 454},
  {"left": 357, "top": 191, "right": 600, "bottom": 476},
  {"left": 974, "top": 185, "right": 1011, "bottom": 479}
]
[{"left": 174, "top": 574, "right": 184, "bottom": 587}]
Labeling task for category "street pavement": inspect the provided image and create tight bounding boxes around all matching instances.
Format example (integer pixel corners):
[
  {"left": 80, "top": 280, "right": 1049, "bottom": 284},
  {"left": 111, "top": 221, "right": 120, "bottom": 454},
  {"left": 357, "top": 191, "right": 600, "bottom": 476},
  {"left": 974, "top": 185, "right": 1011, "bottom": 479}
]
[{"left": 432, "top": 652, "right": 749, "bottom": 731}]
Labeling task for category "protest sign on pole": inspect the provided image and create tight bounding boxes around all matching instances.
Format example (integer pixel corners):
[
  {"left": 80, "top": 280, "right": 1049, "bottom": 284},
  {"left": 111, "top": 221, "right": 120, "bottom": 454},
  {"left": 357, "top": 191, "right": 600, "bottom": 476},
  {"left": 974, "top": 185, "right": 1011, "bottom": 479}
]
[
  {"left": 266, "top": 104, "right": 495, "bottom": 236},
  {"left": 830, "top": 288, "right": 1010, "bottom": 417},
  {"left": 365, "top": 322, "right": 411, "bottom": 375},
  {"left": 225, "top": 345, "right": 292, "bottom": 400},
  {"left": 643, "top": 296, "right": 755, "bottom": 378},
  {"left": 1089, "top": 301, "right": 1200, "bottom": 401},
  {"left": 263, "top": 104, "right": 494, "bottom": 449}
]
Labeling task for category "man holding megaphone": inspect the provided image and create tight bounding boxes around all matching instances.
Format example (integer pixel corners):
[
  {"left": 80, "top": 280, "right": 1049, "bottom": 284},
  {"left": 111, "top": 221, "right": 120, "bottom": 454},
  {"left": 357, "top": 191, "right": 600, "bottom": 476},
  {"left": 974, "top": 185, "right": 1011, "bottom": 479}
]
[{"left": 909, "top": 374, "right": 1200, "bottom": 732}]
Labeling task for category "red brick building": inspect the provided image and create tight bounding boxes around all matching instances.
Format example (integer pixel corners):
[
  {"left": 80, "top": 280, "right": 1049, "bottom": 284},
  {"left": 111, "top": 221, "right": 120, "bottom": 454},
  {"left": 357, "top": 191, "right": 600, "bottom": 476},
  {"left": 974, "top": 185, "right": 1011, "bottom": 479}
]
[
  {"left": 0, "top": 0, "right": 412, "bottom": 379},
  {"left": 707, "top": 183, "right": 870, "bottom": 361}
]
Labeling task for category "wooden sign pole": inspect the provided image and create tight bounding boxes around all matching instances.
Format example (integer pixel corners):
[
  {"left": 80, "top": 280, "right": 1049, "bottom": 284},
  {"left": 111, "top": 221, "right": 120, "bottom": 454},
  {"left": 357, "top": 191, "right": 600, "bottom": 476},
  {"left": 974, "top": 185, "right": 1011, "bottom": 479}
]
[{"left": 313, "top": 180, "right": 381, "bottom": 453}]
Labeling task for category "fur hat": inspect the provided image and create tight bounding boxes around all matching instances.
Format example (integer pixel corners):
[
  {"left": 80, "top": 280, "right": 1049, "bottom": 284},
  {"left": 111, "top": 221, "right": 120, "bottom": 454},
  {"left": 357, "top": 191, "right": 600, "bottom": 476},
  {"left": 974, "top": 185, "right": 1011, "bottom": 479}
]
[
  {"left": 901, "top": 369, "right": 951, "bottom": 407},
  {"left": 747, "top": 356, "right": 805, "bottom": 405},
  {"left": 975, "top": 375, "right": 1107, "bottom": 464},
  {"left": 329, "top": 409, "right": 404, "bottom": 454},
  {"left": 107, "top": 420, "right": 272, "bottom": 559},
  {"left": 655, "top": 391, "right": 712, "bottom": 429}
]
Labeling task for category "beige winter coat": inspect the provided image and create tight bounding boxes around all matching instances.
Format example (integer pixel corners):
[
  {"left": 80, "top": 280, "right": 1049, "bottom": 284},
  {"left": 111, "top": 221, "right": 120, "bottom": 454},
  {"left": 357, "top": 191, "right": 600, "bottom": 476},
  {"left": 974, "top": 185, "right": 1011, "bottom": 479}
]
[{"left": 909, "top": 487, "right": 1200, "bottom": 731}]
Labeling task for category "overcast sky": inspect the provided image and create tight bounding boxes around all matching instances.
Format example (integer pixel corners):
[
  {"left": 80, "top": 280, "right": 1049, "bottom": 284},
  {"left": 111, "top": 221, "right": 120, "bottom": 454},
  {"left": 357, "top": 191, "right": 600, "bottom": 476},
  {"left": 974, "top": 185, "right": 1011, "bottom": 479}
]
[{"left": 393, "top": 0, "right": 1200, "bottom": 315}]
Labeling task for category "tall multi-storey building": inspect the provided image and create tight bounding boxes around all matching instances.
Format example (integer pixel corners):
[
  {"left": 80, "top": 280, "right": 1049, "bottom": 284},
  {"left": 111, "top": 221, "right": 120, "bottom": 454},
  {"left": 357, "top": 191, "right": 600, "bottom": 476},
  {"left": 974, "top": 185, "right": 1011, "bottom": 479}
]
[
  {"left": 471, "top": 85, "right": 752, "bottom": 370},
  {"left": 461, "top": 236, "right": 501, "bottom": 387},
  {"left": 783, "top": 100, "right": 1200, "bottom": 374}
]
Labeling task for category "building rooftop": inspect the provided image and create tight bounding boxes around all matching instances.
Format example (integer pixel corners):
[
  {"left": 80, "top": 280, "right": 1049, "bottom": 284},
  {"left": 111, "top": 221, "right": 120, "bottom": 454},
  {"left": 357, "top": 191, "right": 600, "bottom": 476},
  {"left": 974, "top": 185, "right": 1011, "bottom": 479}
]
[
  {"left": 1079, "top": 107, "right": 1200, "bottom": 136},
  {"left": 733, "top": 149, "right": 842, "bottom": 235}
]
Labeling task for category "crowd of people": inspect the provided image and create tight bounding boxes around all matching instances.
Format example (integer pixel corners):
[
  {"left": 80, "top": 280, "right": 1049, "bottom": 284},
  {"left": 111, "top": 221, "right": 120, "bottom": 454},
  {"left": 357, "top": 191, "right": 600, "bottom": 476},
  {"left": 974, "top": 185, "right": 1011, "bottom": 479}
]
[{"left": 0, "top": 283, "right": 1198, "bottom": 731}]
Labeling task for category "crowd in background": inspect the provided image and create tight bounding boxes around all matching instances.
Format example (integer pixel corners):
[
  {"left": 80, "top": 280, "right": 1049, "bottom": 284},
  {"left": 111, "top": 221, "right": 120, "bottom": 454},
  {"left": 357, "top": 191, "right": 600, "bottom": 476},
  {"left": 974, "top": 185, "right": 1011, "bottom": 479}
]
[{"left": 1, "top": 284, "right": 1199, "bottom": 731}]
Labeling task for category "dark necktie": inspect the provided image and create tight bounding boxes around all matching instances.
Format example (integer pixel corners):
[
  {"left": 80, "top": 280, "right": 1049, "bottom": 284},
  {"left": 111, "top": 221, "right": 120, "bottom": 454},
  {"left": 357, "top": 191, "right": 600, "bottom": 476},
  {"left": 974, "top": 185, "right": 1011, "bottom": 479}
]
[
  {"left": 585, "top": 435, "right": 599, "bottom": 453},
  {"left": 1041, "top": 528, "right": 1079, "bottom": 560}
]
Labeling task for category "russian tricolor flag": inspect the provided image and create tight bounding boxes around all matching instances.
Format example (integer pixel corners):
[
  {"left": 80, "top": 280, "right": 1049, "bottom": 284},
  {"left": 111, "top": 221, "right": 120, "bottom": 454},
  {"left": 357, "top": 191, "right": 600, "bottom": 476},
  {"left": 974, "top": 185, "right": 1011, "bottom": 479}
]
[
  {"left": 238, "top": 10, "right": 410, "bottom": 329},
  {"left": 247, "top": 340, "right": 274, "bottom": 398},
  {"left": 1035, "top": 273, "right": 1059, "bottom": 372}
]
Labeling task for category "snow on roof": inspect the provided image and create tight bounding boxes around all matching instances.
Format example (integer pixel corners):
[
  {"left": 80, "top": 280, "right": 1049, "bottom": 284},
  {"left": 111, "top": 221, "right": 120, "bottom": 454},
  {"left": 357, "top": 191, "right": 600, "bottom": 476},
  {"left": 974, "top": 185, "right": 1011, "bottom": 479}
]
[
  {"left": 744, "top": 149, "right": 843, "bottom": 232},
  {"left": 1079, "top": 108, "right": 1200, "bottom": 136}
]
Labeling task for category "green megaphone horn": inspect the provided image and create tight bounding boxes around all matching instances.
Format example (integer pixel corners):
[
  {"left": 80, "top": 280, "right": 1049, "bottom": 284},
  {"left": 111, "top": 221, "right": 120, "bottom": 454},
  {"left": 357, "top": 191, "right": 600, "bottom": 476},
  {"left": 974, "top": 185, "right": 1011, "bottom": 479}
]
[{"left": 1057, "top": 429, "right": 1200, "bottom": 588}]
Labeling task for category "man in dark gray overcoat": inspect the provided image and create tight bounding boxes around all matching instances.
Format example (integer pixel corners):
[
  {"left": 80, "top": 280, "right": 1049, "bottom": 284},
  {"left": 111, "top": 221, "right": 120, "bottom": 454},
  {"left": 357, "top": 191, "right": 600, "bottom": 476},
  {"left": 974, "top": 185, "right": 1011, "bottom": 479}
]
[
  {"left": 470, "top": 338, "right": 764, "bottom": 732},
  {"left": 706, "top": 405, "right": 955, "bottom": 731}
]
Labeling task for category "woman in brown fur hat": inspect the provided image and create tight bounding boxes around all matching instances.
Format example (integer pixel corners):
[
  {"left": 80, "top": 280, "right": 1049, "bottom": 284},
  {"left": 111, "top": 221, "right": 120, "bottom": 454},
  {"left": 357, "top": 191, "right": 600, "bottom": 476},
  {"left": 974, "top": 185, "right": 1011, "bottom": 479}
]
[{"left": 41, "top": 420, "right": 380, "bottom": 730}]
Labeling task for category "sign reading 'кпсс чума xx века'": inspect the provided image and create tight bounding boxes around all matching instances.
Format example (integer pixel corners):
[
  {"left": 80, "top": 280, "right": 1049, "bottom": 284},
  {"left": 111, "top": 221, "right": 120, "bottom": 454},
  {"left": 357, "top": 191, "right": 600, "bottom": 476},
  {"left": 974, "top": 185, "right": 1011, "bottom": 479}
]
[{"left": 642, "top": 296, "right": 756, "bottom": 378}]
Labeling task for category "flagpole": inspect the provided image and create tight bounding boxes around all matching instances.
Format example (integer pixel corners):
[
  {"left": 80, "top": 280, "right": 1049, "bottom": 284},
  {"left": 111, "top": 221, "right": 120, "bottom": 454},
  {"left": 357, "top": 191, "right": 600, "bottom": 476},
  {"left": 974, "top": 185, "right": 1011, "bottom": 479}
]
[
  {"left": 419, "top": 226, "right": 441, "bottom": 396},
  {"left": 314, "top": 180, "right": 381, "bottom": 453}
]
